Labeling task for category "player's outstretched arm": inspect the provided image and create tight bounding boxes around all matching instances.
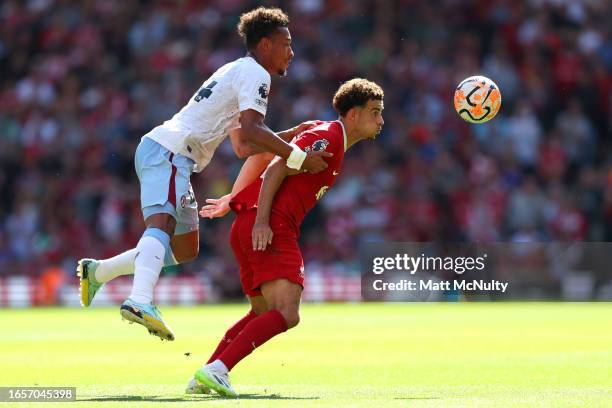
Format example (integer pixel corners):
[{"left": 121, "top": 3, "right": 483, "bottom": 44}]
[
  {"left": 201, "top": 117, "right": 319, "bottom": 219},
  {"left": 252, "top": 157, "right": 296, "bottom": 251},
  {"left": 199, "top": 152, "right": 275, "bottom": 219},
  {"left": 239, "top": 109, "right": 332, "bottom": 173},
  {"left": 199, "top": 195, "right": 232, "bottom": 219},
  {"left": 232, "top": 153, "right": 275, "bottom": 195}
]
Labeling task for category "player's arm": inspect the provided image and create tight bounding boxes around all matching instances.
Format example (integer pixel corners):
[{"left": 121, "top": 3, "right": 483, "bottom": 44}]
[
  {"left": 252, "top": 156, "right": 298, "bottom": 251},
  {"left": 233, "top": 65, "right": 329, "bottom": 171},
  {"left": 238, "top": 109, "right": 331, "bottom": 173},
  {"left": 276, "top": 120, "right": 323, "bottom": 141},
  {"left": 229, "top": 120, "right": 321, "bottom": 157},
  {"left": 203, "top": 119, "right": 317, "bottom": 219},
  {"left": 205, "top": 119, "right": 323, "bottom": 219},
  {"left": 199, "top": 151, "right": 276, "bottom": 219},
  {"left": 199, "top": 152, "right": 273, "bottom": 219}
]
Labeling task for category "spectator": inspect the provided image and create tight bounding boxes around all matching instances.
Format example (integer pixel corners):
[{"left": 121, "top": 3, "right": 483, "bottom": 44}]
[{"left": 0, "top": 0, "right": 609, "bottom": 295}]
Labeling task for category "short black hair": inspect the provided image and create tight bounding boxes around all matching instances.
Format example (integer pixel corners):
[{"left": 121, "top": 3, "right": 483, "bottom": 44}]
[
  {"left": 332, "top": 78, "right": 384, "bottom": 116},
  {"left": 237, "top": 7, "right": 290, "bottom": 50}
]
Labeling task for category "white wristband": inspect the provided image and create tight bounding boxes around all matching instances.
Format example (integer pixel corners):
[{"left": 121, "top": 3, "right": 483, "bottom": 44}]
[{"left": 286, "top": 143, "right": 307, "bottom": 170}]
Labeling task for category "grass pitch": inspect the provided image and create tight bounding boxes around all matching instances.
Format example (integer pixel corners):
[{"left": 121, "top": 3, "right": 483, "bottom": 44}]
[{"left": 1, "top": 303, "right": 611, "bottom": 407}]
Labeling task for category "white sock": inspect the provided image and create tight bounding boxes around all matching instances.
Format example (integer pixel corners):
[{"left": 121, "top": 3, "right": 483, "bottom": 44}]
[
  {"left": 129, "top": 236, "right": 165, "bottom": 304},
  {"left": 208, "top": 359, "right": 228, "bottom": 375},
  {"left": 95, "top": 248, "right": 138, "bottom": 283}
]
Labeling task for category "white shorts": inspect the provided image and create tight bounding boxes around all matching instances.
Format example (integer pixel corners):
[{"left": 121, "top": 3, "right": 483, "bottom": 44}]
[{"left": 134, "top": 136, "right": 199, "bottom": 235}]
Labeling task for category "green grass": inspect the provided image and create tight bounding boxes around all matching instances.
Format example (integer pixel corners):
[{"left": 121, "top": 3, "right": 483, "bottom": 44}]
[{"left": 1, "top": 303, "right": 611, "bottom": 407}]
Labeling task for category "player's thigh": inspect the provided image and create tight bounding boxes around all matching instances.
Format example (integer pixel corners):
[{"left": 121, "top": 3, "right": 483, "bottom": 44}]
[
  {"left": 171, "top": 153, "right": 199, "bottom": 238},
  {"left": 135, "top": 137, "right": 198, "bottom": 238},
  {"left": 136, "top": 137, "right": 179, "bottom": 226},
  {"left": 170, "top": 230, "right": 199, "bottom": 263},
  {"left": 248, "top": 228, "right": 304, "bottom": 296},
  {"left": 231, "top": 214, "right": 262, "bottom": 298},
  {"left": 247, "top": 295, "right": 268, "bottom": 315}
]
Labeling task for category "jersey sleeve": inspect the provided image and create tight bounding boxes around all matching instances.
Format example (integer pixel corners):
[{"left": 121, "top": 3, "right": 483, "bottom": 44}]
[
  {"left": 234, "top": 63, "right": 271, "bottom": 116},
  {"left": 293, "top": 129, "right": 343, "bottom": 156}
]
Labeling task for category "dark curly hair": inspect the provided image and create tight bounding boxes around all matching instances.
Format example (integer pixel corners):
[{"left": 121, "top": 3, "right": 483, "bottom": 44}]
[
  {"left": 332, "top": 78, "right": 384, "bottom": 116},
  {"left": 237, "top": 7, "right": 290, "bottom": 50}
]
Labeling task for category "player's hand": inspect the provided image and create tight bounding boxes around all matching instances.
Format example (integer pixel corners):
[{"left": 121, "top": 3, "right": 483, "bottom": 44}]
[
  {"left": 292, "top": 120, "right": 324, "bottom": 137},
  {"left": 199, "top": 194, "right": 231, "bottom": 219},
  {"left": 252, "top": 220, "right": 273, "bottom": 251},
  {"left": 301, "top": 151, "right": 333, "bottom": 174}
]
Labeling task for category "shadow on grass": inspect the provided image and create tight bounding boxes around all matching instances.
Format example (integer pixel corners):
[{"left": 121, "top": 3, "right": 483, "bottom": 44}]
[
  {"left": 79, "top": 396, "right": 186, "bottom": 402},
  {"left": 234, "top": 393, "right": 319, "bottom": 400},
  {"left": 79, "top": 394, "right": 319, "bottom": 402},
  {"left": 394, "top": 397, "right": 440, "bottom": 400}
]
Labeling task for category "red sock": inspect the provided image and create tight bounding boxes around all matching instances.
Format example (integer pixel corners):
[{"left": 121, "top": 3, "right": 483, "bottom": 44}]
[
  {"left": 207, "top": 309, "right": 258, "bottom": 364},
  {"left": 217, "top": 309, "right": 288, "bottom": 370}
]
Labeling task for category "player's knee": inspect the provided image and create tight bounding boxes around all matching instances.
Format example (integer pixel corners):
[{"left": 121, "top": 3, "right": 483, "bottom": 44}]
[
  {"left": 278, "top": 307, "right": 300, "bottom": 329},
  {"left": 146, "top": 213, "right": 176, "bottom": 236}
]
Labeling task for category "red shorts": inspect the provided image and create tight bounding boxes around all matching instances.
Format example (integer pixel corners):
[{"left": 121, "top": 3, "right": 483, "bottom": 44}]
[{"left": 230, "top": 209, "right": 304, "bottom": 297}]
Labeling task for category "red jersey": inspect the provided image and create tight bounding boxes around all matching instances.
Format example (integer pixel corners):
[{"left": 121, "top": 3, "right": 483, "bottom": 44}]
[{"left": 230, "top": 120, "right": 347, "bottom": 233}]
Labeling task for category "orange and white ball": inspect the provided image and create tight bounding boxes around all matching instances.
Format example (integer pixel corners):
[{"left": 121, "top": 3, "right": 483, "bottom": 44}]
[{"left": 454, "top": 76, "right": 502, "bottom": 123}]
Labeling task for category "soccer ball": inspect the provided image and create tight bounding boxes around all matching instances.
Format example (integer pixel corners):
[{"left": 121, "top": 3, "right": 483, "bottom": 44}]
[{"left": 454, "top": 75, "right": 501, "bottom": 123}]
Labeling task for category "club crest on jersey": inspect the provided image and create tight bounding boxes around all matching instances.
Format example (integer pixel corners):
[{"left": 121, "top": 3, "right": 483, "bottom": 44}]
[
  {"left": 305, "top": 139, "right": 329, "bottom": 152},
  {"left": 258, "top": 83, "right": 268, "bottom": 99},
  {"left": 180, "top": 190, "right": 196, "bottom": 208}
]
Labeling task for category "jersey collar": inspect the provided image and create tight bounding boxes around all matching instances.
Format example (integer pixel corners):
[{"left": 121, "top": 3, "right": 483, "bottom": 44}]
[
  {"left": 245, "top": 52, "right": 263, "bottom": 68},
  {"left": 337, "top": 120, "right": 347, "bottom": 152}
]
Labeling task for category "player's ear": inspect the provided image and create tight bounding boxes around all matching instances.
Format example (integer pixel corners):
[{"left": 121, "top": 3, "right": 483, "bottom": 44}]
[{"left": 260, "top": 37, "right": 271, "bottom": 53}]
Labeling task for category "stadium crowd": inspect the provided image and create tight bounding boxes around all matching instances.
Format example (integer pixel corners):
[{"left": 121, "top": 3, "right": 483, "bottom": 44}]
[{"left": 0, "top": 0, "right": 610, "bottom": 294}]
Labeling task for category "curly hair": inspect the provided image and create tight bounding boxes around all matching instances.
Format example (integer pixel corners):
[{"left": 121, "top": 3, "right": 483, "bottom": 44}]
[
  {"left": 237, "top": 7, "right": 290, "bottom": 50},
  {"left": 332, "top": 78, "right": 384, "bottom": 116}
]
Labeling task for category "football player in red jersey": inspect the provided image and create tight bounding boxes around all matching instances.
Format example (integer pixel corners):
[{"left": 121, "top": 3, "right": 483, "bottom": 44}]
[{"left": 190, "top": 78, "right": 384, "bottom": 396}]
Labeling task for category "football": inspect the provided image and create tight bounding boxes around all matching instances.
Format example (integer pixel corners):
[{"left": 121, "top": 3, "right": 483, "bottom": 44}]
[{"left": 454, "top": 75, "right": 502, "bottom": 123}]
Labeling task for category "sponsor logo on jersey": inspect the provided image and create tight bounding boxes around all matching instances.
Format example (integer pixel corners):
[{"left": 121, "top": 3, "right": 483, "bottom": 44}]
[
  {"left": 258, "top": 83, "right": 269, "bottom": 99},
  {"left": 255, "top": 98, "right": 267, "bottom": 108}
]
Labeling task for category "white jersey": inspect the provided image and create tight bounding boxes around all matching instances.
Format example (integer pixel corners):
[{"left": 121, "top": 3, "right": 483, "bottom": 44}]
[{"left": 144, "top": 56, "right": 271, "bottom": 172}]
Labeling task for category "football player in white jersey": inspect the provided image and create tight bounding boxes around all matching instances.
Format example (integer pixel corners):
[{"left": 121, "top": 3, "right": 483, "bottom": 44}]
[{"left": 76, "top": 7, "right": 332, "bottom": 341}]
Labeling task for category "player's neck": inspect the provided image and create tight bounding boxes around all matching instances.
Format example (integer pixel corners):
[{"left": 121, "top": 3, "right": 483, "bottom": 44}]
[
  {"left": 246, "top": 51, "right": 273, "bottom": 75},
  {"left": 345, "top": 137, "right": 359, "bottom": 150},
  {"left": 339, "top": 118, "right": 359, "bottom": 150}
]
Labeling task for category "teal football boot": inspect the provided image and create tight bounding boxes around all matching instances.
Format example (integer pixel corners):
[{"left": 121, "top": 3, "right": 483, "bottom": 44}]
[{"left": 120, "top": 299, "right": 175, "bottom": 341}]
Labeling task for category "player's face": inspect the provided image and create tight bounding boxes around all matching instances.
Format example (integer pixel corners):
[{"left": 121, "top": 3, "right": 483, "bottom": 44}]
[
  {"left": 269, "top": 27, "right": 294, "bottom": 76},
  {"left": 356, "top": 99, "right": 384, "bottom": 140}
]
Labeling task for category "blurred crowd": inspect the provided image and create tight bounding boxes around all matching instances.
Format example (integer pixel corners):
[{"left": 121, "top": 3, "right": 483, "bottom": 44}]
[{"left": 0, "top": 0, "right": 611, "bottom": 293}]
